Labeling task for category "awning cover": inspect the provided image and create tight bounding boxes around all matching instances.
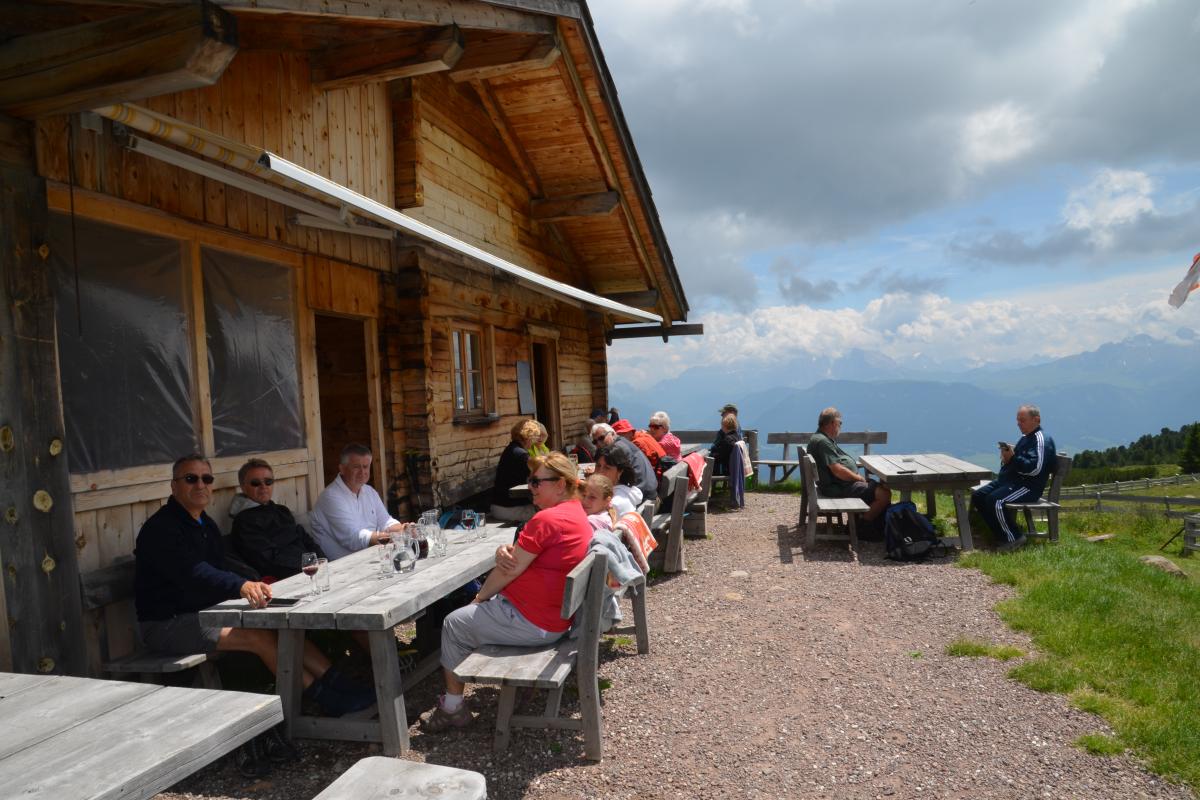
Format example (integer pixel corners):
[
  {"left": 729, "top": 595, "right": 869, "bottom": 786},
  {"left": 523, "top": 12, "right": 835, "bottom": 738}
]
[{"left": 91, "top": 103, "right": 661, "bottom": 324}]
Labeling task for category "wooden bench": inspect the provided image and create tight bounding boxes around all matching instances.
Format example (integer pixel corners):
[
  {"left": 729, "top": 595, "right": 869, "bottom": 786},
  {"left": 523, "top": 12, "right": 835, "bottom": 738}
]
[
  {"left": 80, "top": 556, "right": 220, "bottom": 686},
  {"left": 453, "top": 551, "right": 607, "bottom": 759},
  {"left": 1004, "top": 453, "right": 1073, "bottom": 542},
  {"left": 675, "top": 429, "right": 758, "bottom": 491},
  {"left": 799, "top": 453, "right": 869, "bottom": 551},
  {"left": 683, "top": 455, "right": 715, "bottom": 539},
  {"left": 759, "top": 431, "right": 888, "bottom": 485},
  {"left": 649, "top": 461, "right": 690, "bottom": 574},
  {"left": 1184, "top": 514, "right": 1200, "bottom": 556},
  {"left": 313, "top": 756, "right": 486, "bottom": 800}
]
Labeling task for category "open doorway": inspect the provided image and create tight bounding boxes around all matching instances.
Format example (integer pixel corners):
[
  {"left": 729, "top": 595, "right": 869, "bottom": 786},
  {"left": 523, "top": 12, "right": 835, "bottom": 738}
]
[
  {"left": 530, "top": 340, "right": 560, "bottom": 449},
  {"left": 314, "top": 314, "right": 371, "bottom": 487}
]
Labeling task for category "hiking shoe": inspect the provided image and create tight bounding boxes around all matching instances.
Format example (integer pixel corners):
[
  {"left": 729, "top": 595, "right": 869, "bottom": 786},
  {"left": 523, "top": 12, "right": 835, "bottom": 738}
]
[
  {"left": 997, "top": 533, "right": 1028, "bottom": 553},
  {"left": 262, "top": 724, "right": 300, "bottom": 764},
  {"left": 234, "top": 739, "right": 271, "bottom": 778},
  {"left": 421, "top": 697, "right": 472, "bottom": 732}
]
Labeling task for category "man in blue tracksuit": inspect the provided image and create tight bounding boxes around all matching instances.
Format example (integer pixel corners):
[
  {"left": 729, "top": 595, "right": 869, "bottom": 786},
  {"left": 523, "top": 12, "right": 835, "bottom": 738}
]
[{"left": 972, "top": 405, "right": 1057, "bottom": 551}]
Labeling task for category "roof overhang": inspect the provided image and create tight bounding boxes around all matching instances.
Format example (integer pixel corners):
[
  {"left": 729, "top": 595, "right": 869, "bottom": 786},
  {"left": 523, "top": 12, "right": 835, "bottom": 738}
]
[{"left": 91, "top": 101, "right": 662, "bottom": 324}]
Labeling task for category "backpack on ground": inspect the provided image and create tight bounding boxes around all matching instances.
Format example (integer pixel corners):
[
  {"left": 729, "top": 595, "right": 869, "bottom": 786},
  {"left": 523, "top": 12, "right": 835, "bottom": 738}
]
[{"left": 883, "top": 501, "right": 945, "bottom": 561}]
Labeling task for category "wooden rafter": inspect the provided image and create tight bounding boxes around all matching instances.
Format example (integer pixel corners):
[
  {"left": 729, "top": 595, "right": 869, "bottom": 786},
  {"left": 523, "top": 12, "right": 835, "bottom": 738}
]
[
  {"left": 600, "top": 290, "right": 658, "bottom": 309},
  {"left": 530, "top": 190, "right": 619, "bottom": 221},
  {"left": 449, "top": 33, "right": 560, "bottom": 82},
  {"left": 311, "top": 25, "right": 464, "bottom": 90},
  {"left": 0, "top": 0, "right": 238, "bottom": 119},
  {"left": 469, "top": 78, "right": 541, "bottom": 196}
]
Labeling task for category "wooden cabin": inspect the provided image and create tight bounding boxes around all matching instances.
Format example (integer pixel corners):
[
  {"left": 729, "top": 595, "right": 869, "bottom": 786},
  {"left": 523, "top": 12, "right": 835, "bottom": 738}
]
[{"left": 0, "top": 0, "right": 694, "bottom": 676}]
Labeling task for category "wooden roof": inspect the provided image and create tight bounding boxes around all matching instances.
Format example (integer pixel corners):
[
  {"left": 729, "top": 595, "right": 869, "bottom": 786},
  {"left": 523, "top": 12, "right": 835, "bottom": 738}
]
[{"left": 0, "top": 0, "right": 688, "bottom": 322}]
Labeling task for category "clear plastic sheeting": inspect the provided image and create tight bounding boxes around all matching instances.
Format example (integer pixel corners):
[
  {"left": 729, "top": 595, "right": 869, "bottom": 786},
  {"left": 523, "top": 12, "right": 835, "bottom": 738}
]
[
  {"left": 49, "top": 213, "right": 197, "bottom": 473},
  {"left": 202, "top": 249, "right": 303, "bottom": 456}
]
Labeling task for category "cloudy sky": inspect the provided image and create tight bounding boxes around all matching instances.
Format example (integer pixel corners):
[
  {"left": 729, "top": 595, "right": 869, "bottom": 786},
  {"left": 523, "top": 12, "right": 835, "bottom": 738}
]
[{"left": 590, "top": 0, "right": 1200, "bottom": 383}]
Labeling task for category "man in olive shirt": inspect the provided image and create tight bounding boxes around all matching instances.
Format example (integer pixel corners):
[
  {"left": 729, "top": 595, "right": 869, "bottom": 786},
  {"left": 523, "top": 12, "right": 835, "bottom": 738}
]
[{"left": 806, "top": 407, "right": 891, "bottom": 522}]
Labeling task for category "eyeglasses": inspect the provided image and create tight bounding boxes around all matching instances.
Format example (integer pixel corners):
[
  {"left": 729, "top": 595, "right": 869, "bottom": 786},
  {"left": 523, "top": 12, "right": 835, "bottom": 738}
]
[
  {"left": 528, "top": 474, "right": 563, "bottom": 489},
  {"left": 174, "top": 473, "right": 214, "bottom": 485},
  {"left": 248, "top": 478, "right": 275, "bottom": 487},
  {"left": 648, "top": 423, "right": 663, "bottom": 429}
]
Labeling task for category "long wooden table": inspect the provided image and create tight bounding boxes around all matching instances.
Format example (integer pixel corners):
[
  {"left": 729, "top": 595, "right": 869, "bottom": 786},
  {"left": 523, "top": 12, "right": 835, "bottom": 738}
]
[
  {"left": 859, "top": 453, "right": 993, "bottom": 551},
  {"left": 201, "top": 524, "right": 511, "bottom": 756},
  {"left": 0, "top": 671, "right": 281, "bottom": 800}
]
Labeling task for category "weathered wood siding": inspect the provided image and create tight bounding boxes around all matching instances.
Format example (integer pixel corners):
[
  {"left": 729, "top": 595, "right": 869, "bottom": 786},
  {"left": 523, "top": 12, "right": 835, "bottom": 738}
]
[{"left": 33, "top": 50, "right": 393, "bottom": 272}]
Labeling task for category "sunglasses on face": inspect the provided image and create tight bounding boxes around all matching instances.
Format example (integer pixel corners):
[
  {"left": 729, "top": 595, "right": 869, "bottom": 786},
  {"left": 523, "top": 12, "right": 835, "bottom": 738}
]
[
  {"left": 528, "top": 474, "right": 563, "bottom": 489},
  {"left": 648, "top": 423, "right": 663, "bottom": 429},
  {"left": 175, "top": 473, "right": 214, "bottom": 485},
  {"left": 248, "top": 478, "right": 275, "bottom": 487}
]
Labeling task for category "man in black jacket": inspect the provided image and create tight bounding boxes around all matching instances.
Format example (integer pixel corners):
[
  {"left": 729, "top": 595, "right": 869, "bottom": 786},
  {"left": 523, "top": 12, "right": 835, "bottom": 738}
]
[
  {"left": 230, "top": 458, "right": 322, "bottom": 580},
  {"left": 135, "top": 453, "right": 372, "bottom": 716}
]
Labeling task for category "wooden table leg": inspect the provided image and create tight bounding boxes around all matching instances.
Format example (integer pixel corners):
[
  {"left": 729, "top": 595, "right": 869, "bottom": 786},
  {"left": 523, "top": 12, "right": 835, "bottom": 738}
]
[
  {"left": 276, "top": 629, "right": 305, "bottom": 739},
  {"left": 368, "top": 628, "right": 409, "bottom": 756},
  {"left": 926, "top": 490, "right": 937, "bottom": 517},
  {"left": 953, "top": 490, "right": 974, "bottom": 551},
  {"left": 900, "top": 490, "right": 912, "bottom": 503}
]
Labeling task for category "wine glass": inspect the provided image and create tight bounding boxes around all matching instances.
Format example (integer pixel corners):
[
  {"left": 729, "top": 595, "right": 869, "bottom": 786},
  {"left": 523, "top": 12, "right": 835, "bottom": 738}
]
[
  {"left": 461, "top": 510, "right": 477, "bottom": 538},
  {"left": 301, "top": 552, "right": 318, "bottom": 597}
]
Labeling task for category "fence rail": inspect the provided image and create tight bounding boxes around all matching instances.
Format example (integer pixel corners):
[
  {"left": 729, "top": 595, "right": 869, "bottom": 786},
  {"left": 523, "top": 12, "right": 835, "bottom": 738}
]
[
  {"left": 1059, "top": 491, "right": 1200, "bottom": 519},
  {"left": 1060, "top": 472, "right": 1200, "bottom": 498}
]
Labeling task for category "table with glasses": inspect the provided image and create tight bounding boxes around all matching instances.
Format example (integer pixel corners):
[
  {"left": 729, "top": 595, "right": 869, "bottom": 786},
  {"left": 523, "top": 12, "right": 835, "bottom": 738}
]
[
  {"left": 858, "top": 453, "right": 993, "bottom": 551},
  {"left": 200, "top": 522, "right": 512, "bottom": 756},
  {"left": 0, "top": 671, "right": 281, "bottom": 800}
]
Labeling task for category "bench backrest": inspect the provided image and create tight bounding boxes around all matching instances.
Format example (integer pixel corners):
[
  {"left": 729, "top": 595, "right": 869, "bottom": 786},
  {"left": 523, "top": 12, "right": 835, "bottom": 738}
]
[
  {"left": 1046, "top": 454, "right": 1073, "bottom": 504},
  {"left": 80, "top": 556, "right": 136, "bottom": 612},
  {"left": 673, "top": 429, "right": 759, "bottom": 462},
  {"left": 691, "top": 456, "right": 715, "bottom": 504},
  {"left": 799, "top": 454, "right": 819, "bottom": 520},
  {"left": 769, "top": 431, "right": 887, "bottom": 460},
  {"left": 559, "top": 552, "right": 607, "bottom": 674}
]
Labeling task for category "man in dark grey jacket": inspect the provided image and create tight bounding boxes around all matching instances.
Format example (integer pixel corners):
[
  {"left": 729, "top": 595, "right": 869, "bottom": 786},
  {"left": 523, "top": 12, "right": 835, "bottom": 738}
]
[{"left": 592, "top": 422, "right": 657, "bottom": 501}]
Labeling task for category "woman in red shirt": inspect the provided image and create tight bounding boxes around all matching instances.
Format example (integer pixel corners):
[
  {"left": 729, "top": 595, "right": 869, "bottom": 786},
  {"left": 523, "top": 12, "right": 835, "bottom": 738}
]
[{"left": 423, "top": 452, "right": 593, "bottom": 732}]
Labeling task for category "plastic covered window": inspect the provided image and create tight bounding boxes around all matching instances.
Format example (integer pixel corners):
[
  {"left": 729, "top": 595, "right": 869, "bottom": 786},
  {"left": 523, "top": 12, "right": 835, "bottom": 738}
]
[
  {"left": 49, "top": 214, "right": 196, "bottom": 473},
  {"left": 452, "top": 328, "right": 484, "bottom": 413},
  {"left": 202, "top": 248, "right": 303, "bottom": 456}
]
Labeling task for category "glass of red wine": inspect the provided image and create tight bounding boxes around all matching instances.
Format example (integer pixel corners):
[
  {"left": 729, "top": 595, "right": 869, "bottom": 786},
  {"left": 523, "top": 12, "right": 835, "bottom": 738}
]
[{"left": 301, "top": 552, "right": 319, "bottom": 597}]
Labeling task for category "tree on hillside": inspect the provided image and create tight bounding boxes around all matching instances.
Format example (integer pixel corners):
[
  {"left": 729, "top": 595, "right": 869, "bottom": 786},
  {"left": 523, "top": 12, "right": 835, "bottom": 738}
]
[{"left": 1181, "top": 423, "right": 1200, "bottom": 474}]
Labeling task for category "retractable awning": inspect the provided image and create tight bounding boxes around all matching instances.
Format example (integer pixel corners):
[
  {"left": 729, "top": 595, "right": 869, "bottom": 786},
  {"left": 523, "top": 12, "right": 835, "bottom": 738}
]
[{"left": 91, "top": 103, "right": 662, "bottom": 324}]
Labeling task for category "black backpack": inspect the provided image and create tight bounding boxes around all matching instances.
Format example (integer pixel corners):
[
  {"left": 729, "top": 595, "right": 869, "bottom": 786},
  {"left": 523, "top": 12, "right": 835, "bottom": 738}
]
[{"left": 883, "top": 501, "right": 945, "bottom": 561}]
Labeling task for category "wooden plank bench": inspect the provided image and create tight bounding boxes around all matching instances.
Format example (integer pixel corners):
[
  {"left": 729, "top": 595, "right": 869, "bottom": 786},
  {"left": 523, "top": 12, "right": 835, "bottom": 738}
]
[
  {"left": 80, "top": 556, "right": 220, "bottom": 686},
  {"left": 453, "top": 552, "right": 607, "bottom": 759},
  {"left": 759, "top": 431, "right": 888, "bottom": 485},
  {"left": 1004, "top": 453, "right": 1072, "bottom": 542},
  {"left": 1184, "top": 514, "right": 1200, "bottom": 555},
  {"left": 649, "top": 461, "right": 690, "bottom": 573},
  {"left": 675, "top": 429, "right": 758, "bottom": 492},
  {"left": 313, "top": 756, "right": 486, "bottom": 800},
  {"left": 683, "top": 455, "right": 715, "bottom": 539},
  {"left": 800, "top": 453, "right": 869, "bottom": 551}
]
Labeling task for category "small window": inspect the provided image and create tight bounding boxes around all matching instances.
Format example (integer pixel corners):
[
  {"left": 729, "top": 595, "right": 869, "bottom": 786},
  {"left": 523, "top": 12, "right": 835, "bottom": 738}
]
[{"left": 451, "top": 325, "right": 493, "bottom": 419}]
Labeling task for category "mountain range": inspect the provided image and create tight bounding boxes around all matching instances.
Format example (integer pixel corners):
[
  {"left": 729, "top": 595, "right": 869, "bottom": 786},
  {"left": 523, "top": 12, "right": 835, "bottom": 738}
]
[{"left": 609, "top": 333, "right": 1200, "bottom": 471}]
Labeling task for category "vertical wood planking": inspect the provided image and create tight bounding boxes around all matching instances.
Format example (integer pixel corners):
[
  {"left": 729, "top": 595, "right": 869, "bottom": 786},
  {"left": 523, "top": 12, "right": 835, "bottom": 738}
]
[
  {"left": 344, "top": 85, "right": 365, "bottom": 266},
  {"left": 221, "top": 55, "right": 248, "bottom": 232},
  {"left": 242, "top": 53, "right": 268, "bottom": 239},
  {"left": 173, "top": 90, "right": 206, "bottom": 222},
  {"left": 325, "top": 88, "right": 351, "bottom": 261},
  {"left": 197, "top": 78, "right": 227, "bottom": 226},
  {"left": 312, "top": 79, "right": 333, "bottom": 258},
  {"left": 144, "top": 94, "right": 181, "bottom": 216},
  {"left": 260, "top": 52, "right": 286, "bottom": 244}
]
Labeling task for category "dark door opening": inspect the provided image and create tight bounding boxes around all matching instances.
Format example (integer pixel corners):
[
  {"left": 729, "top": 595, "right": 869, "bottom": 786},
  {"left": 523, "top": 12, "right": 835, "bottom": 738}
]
[
  {"left": 314, "top": 314, "right": 371, "bottom": 487},
  {"left": 530, "top": 341, "right": 560, "bottom": 449}
]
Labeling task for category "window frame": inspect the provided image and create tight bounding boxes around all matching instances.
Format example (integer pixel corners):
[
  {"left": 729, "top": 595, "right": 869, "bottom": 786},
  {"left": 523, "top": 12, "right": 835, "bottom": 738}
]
[{"left": 449, "top": 320, "right": 497, "bottom": 424}]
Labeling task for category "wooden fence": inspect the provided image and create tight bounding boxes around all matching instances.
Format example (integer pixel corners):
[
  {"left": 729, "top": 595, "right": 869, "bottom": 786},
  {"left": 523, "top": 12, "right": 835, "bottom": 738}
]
[
  {"left": 1060, "top": 492, "right": 1200, "bottom": 519},
  {"left": 1060, "top": 472, "right": 1200, "bottom": 498}
]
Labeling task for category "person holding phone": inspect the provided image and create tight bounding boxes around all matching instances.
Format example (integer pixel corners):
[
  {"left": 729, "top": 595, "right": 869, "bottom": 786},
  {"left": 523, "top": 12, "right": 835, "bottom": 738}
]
[
  {"left": 972, "top": 405, "right": 1057, "bottom": 551},
  {"left": 135, "top": 453, "right": 375, "bottom": 717}
]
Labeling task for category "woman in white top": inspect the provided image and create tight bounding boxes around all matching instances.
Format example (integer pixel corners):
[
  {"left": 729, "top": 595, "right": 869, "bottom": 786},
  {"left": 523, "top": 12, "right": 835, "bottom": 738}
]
[{"left": 593, "top": 444, "right": 643, "bottom": 516}]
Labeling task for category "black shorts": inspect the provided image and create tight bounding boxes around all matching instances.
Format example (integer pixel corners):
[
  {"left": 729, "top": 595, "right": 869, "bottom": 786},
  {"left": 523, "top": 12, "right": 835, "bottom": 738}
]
[
  {"left": 140, "top": 613, "right": 222, "bottom": 655},
  {"left": 822, "top": 479, "right": 880, "bottom": 502}
]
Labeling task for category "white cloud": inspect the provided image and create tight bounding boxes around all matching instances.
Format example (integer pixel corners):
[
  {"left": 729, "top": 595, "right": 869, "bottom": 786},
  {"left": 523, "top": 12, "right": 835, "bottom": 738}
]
[
  {"left": 960, "top": 102, "right": 1038, "bottom": 174},
  {"left": 1063, "top": 168, "right": 1156, "bottom": 247},
  {"left": 610, "top": 266, "right": 1200, "bottom": 384}
]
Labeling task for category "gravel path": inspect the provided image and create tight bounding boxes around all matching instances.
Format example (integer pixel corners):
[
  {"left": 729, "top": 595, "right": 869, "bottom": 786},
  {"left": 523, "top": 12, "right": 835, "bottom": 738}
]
[{"left": 160, "top": 494, "right": 1193, "bottom": 800}]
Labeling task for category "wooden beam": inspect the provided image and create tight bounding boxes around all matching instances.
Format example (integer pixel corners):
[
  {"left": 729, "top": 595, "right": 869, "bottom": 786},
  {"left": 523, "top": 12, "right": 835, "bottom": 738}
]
[
  {"left": 600, "top": 290, "right": 658, "bottom": 308},
  {"left": 77, "top": 0, "right": 557, "bottom": 35},
  {"left": 311, "top": 25, "right": 464, "bottom": 90},
  {"left": 606, "top": 323, "right": 703, "bottom": 344},
  {"left": 449, "top": 33, "right": 560, "bottom": 82},
  {"left": 0, "top": 1, "right": 238, "bottom": 119},
  {"left": 530, "top": 190, "right": 619, "bottom": 221},
  {"left": 469, "top": 78, "right": 541, "bottom": 196}
]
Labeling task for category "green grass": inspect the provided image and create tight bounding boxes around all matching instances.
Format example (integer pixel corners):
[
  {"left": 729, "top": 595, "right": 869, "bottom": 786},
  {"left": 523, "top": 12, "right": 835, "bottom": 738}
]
[
  {"left": 959, "top": 511, "right": 1200, "bottom": 790},
  {"left": 1075, "top": 733, "right": 1127, "bottom": 756},
  {"left": 945, "top": 637, "right": 1025, "bottom": 661}
]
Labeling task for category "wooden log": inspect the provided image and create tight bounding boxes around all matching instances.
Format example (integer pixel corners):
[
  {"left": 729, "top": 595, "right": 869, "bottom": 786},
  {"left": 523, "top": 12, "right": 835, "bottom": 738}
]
[
  {"left": 0, "top": 159, "right": 87, "bottom": 675},
  {"left": 530, "top": 191, "right": 619, "bottom": 221},
  {"left": 0, "top": 1, "right": 239, "bottom": 119},
  {"left": 312, "top": 25, "right": 464, "bottom": 90}
]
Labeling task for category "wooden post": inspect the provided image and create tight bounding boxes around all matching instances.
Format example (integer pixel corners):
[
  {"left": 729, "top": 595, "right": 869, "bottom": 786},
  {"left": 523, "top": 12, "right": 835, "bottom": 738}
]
[{"left": 0, "top": 135, "right": 87, "bottom": 676}]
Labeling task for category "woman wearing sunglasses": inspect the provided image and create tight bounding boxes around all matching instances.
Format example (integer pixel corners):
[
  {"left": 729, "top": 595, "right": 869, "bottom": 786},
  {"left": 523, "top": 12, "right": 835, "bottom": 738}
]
[
  {"left": 229, "top": 458, "right": 325, "bottom": 580},
  {"left": 423, "top": 452, "right": 593, "bottom": 732}
]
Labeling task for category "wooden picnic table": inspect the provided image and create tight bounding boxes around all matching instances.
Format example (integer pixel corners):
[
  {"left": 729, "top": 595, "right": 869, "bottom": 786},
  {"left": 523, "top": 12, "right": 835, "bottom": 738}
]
[
  {"left": 201, "top": 524, "right": 512, "bottom": 756},
  {"left": 0, "top": 671, "right": 281, "bottom": 800},
  {"left": 859, "top": 453, "right": 993, "bottom": 551}
]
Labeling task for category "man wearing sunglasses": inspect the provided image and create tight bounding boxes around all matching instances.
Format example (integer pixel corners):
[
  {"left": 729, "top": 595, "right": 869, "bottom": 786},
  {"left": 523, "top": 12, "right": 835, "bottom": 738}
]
[
  {"left": 592, "top": 422, "right": 657, "bottom": 501},
  {"left": 230, "top": 458, "right": 324, "bottom": 580},
  {"left": 135, "top": 454, "right": 375, "bottom": 717}
]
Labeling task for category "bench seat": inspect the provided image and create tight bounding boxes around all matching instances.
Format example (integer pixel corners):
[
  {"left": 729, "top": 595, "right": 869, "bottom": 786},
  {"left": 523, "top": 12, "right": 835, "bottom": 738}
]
[
  {"left": 104, "top": 651, "right": 208, "bottom": 674},
  {"left": 455, "top": 638, "right": 577, "bottom": 689},
  {"left": 314, "top": 756, "right": 486, "bottom": 800}
]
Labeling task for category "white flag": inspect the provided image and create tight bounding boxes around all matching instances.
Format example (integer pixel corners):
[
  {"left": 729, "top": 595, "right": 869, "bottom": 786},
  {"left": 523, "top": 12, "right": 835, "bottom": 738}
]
[{"left": 1168, "top": 253, "right": 1200, "bottom": 309}]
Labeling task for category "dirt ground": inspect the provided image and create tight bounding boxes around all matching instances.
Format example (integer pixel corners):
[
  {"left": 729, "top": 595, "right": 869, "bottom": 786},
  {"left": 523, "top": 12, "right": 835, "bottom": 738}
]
[{"left": 160, "top": 493, "right": 1193, "bottom": 800}]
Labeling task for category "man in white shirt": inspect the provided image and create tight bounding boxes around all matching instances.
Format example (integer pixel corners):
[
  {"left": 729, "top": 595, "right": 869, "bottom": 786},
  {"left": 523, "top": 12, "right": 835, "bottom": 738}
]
[{"left": 311, "top": 443, "right": 406, "bottom": 560}]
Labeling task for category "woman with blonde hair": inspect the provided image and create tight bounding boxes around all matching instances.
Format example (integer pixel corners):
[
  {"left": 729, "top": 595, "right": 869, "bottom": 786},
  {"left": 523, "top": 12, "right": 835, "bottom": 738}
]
[
  {"left": 528, "top": 420, "right": 551, "bottom": 459},
  {"left": 424, "top": 452, "right": 593, "bottom": 731},
  {"left": 489, "top": 418, "right": 542, "bottom": 523}
]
